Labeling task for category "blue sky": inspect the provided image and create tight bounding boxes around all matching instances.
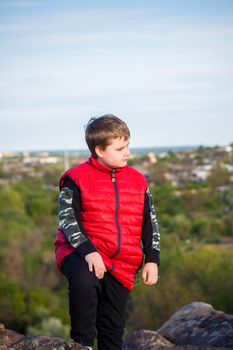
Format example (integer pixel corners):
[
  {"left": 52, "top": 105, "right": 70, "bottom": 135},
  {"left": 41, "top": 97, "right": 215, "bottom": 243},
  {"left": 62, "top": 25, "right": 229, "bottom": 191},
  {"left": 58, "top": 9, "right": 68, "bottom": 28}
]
[{"left": 0, "top": 0, "right": 233, "bottom": 151}]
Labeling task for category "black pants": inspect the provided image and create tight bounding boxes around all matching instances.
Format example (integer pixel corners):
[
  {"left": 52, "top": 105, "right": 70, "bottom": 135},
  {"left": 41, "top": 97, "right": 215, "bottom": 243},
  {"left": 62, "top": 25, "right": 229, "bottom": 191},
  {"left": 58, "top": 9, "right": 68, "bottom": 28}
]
[{"left": 62, "top": 253, "right": 129, "bottom": 349}]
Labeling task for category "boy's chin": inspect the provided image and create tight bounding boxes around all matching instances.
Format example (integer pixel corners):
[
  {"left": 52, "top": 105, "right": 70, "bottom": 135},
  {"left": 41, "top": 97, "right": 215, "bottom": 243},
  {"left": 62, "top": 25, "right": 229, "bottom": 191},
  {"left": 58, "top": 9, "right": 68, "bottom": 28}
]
[
  {"left": 120, "top": 160, "right": 128, "bottom": 167},
  {"left": 108, "top": 160, "right": 128, "bottom": 168}
]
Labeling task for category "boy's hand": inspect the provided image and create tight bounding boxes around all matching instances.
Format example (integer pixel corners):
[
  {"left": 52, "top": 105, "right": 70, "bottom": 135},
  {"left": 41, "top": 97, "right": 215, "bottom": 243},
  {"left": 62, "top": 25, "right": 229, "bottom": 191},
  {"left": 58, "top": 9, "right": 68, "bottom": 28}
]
[
  {"left": 142, "top": 262, "right": 159, "bottom": 286},
  {"left": 85, "top": 252, "right": 106, "bottom": 279}
]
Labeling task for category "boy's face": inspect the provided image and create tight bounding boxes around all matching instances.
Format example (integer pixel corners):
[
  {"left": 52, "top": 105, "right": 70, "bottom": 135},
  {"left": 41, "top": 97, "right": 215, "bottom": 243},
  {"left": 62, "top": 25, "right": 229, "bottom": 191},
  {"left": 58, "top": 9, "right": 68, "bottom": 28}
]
[{"left": 96, "top": 137, "right": 130, "bottom": 169}]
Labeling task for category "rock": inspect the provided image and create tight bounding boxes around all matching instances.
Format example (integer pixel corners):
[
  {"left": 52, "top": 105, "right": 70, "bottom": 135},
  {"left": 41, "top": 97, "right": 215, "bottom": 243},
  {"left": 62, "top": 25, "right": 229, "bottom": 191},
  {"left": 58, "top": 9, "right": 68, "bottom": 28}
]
[
  {"left": 0, "top": 324, "right": 24, "bottom": 347},
  {"left": 10, "top": 335, "right": 87, "bottom": 349},
  {"left": 0, "top": 323, "right": 87, "bottom": 349},
  {"left": 2, "top": 301, "right": 233, "bottom": 349},
  {"left": 123, "top": 329, "right": 173, "bottom": 349},
  {"left": 122, "top": 329, "right": 227, "bottom": 350},
  {"left": 157, "top": 302, "right": 233, "bottom": 348}
]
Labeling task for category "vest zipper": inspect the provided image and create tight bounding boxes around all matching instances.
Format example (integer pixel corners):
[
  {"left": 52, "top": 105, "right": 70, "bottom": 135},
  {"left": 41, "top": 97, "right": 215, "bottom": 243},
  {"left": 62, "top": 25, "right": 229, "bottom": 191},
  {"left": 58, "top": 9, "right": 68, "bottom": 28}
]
[{"left": 110, "top": 169, "right": 121, "bottom": 259}]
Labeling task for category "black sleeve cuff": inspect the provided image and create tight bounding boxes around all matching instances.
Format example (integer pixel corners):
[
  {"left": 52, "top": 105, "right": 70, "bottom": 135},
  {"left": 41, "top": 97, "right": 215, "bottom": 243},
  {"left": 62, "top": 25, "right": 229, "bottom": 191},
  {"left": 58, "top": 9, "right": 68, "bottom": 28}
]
[
  {"left": 145, "top": 249, "right": 160, "bottom": 265},
  {"left": 76, "top": 240, "right": 97, "bottom": 258}
]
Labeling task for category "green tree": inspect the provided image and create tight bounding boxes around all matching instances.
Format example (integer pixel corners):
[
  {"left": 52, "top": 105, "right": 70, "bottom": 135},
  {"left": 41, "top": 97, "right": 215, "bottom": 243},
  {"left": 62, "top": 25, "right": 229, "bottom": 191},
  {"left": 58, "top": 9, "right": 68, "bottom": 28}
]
[
  {"left": 0, "top": 274, "right": 26, "bottom": 331},
  {"left": 0, "top": 186, "right": 25, "bottom": 212},
  {"left": 208, "top": 162, "right": 231, "bottom": 187}
]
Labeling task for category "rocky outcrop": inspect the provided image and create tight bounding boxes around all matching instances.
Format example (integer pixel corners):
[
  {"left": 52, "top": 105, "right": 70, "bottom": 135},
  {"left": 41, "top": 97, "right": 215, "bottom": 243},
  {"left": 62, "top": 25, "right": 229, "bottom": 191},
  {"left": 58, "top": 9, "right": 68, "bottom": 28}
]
[
  {"left": 157, "top": 302, "right": 233, "bottom": 348},
  {"left": 1, "top": 302, "right": 233, "bottom": 349},
  {"left": 0, "top": 323, "right": 86, "bottom": 350},
  {"left": 123, "top": 302, "right": 233, "bottom": 349},
  {"left": 9, "top": 336, "right": 87, "bottom": 350},
  {"left": 123, "top": 329, "right": 228, "bottom": 349},
  {"left": 0, "top": 323, "right": 24, "bottom": 348},
  {"left": 123, "top": 329, "right": 173, "bottom": 349}
]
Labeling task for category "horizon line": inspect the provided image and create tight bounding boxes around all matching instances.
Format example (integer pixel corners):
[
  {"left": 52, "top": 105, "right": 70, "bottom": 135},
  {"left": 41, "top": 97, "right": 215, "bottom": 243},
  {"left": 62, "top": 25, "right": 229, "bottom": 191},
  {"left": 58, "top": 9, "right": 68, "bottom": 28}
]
[{"left": 1, "top": 142, "right": 232, "bottom": 154}]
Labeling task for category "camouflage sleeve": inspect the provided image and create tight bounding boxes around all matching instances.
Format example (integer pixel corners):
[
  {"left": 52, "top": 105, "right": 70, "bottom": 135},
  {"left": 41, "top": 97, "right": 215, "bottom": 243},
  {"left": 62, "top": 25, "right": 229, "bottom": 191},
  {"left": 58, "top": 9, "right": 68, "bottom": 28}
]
[
  {"left": 58, "top": 178, "right": 96, "bottom": 257},
  {"left": 141, "top": 187, "right": 160, "bottom": 265}
]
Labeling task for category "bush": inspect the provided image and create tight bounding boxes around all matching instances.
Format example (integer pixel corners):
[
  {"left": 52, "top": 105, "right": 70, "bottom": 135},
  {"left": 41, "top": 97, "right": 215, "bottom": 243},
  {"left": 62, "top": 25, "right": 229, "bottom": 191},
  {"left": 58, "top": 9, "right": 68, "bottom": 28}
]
[{"left": 126, "top": 246, "right": 233, "bottom": 333}]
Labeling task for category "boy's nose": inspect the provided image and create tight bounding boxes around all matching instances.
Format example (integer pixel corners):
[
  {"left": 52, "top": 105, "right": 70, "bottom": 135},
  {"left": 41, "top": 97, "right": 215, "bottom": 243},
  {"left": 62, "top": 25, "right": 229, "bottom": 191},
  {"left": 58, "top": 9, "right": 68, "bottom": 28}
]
[{"left": 124, "top": 148, "right": 130, "bottom": 157}]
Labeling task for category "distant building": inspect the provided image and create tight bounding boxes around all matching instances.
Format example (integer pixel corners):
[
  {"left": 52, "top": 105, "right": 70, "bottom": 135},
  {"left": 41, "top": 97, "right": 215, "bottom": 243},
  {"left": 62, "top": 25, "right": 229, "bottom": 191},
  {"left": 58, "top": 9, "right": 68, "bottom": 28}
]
[
  {"left": 164, "top": 172, "right": 179, "bottom": 187},
  {"left": 23, "top": 156, "right": 59, "bottom": 165},
  {"left": 190, "top": 164, "right": 213, "bottom": 182},
  {"left": 147, "top": 152, "right": 157, "bottom": 164},
  {"left": 225, "top": 145, "right": 232, "bottom": 153}
]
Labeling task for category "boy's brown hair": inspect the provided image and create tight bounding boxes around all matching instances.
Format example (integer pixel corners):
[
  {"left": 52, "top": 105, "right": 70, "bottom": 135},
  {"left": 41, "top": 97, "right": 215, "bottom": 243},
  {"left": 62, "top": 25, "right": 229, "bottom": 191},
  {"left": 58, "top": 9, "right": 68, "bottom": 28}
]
[{"left": 85, "top": 114, "right": 130, "bottom": 157}]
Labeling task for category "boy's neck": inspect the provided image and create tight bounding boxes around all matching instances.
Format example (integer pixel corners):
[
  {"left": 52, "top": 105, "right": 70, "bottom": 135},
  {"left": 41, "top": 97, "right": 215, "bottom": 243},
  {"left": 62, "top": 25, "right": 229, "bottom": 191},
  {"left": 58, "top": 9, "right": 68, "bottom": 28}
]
[{"left": 96, "top": 156, "right": 114, "bottom": 170}]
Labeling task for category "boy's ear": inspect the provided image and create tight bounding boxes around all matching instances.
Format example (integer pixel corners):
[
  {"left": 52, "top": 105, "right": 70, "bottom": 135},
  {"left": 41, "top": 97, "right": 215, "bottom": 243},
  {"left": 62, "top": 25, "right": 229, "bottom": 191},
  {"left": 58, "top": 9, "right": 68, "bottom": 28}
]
[{"left": 95, "top": 146, "right": 104, "bottom": 158}]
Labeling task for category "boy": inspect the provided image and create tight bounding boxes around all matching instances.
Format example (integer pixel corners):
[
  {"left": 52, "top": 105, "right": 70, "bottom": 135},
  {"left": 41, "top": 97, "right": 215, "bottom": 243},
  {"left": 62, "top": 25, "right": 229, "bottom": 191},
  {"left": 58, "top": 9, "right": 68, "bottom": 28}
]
[{"left": 54, "top": 114, "right": 160, "bottom": 350}]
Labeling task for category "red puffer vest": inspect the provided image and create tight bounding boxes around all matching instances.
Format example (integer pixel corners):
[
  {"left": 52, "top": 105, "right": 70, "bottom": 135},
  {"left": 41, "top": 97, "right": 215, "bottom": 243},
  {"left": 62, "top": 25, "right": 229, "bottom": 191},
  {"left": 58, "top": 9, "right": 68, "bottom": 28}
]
[{"left": 54, "top": 156, "right": 147, "bottom": 291}]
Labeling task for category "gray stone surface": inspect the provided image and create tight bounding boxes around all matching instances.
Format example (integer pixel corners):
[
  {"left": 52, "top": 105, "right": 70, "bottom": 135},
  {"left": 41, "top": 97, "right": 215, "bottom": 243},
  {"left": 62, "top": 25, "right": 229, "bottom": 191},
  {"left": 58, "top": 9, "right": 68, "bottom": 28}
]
[
  {"left": 0, "top": 324, "right": 24, "bottom": 348},
  {"left": 122, "top": 329, "right": 228, "bottom": 350},
  {"left": 10, "top": 336, "right": 87, "bottom": 350},
  {"left": 0, "top": 324, "right": 86, "bottom": 350},
  {"left": 123, "top": 329, "right": 173, "bottom": 349},
  {"left": 157, "top": 302, "right": 233, "bottom": 348}
]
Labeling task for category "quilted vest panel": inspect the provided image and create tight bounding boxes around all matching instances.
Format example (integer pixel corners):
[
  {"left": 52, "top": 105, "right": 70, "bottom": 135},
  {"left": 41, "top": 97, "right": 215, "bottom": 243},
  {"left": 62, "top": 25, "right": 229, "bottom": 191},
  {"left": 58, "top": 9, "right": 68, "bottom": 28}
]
[{"left": 54, "top": 157, "right": 147, "bottom": 291}]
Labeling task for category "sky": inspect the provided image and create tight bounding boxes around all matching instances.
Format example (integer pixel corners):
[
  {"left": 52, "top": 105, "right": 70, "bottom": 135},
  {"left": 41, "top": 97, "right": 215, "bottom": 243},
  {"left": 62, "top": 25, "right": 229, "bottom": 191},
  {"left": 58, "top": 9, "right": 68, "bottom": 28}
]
[{"left": 0, "top": 0, "right": 233, "bottom": 152}]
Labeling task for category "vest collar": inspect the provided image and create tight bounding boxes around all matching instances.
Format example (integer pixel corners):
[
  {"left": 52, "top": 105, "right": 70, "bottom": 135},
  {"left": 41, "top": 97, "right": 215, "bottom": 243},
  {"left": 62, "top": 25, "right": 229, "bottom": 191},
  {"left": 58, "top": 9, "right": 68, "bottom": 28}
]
[{"left": 88, "top": 156, "right": 123, "bottom": 173}]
